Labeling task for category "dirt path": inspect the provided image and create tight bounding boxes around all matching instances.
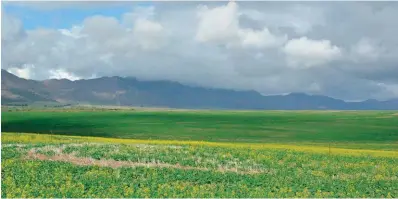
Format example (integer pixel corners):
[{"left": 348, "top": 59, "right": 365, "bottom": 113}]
[{"left": 25, "top": 149, "right": 263, "bottom": 175}]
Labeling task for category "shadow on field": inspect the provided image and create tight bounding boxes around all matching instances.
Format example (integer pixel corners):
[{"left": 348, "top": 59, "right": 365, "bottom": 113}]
[{"left": 1, "top": 116, "right": 113, "bottom": 138}]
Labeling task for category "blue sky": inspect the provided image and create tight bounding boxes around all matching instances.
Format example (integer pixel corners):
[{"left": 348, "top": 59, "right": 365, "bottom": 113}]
[{"left": 2, "top": 2, "right": 150, "bottom": 30}]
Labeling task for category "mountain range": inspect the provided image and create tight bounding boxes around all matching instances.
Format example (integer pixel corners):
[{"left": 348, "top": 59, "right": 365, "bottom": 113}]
[{"left": 2, "top": 69, "right": 397, "bottom": 110}]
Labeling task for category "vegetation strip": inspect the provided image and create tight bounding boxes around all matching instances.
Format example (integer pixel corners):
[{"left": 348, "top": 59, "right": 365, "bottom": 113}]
[
  {"left": 3, "top": 133, "right": 398, "bottom": 158},
  {"left": 25, "top": 147, "right": 263, "bottom": 175}
]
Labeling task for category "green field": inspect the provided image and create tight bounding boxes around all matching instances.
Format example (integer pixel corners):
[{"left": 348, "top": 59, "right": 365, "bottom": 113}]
[
  {"left": 2, "top": 110, "right": 398, "bottom": 145},
  {"left": 2, "top": 110, "right": 398, "bottom": 197}
]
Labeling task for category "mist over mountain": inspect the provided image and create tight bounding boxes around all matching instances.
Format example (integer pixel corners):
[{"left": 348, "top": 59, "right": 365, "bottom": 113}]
[{"left": 2, "top": 69, "right": 397, "bottom": 110}]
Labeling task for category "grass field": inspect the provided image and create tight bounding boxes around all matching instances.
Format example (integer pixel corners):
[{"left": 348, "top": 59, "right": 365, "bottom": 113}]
[
  {"left": 2, "top": 110, "right": 398, "bottom": 145},
  {"left": 2, "top": 110, "right": 398, "bottom": 197}
]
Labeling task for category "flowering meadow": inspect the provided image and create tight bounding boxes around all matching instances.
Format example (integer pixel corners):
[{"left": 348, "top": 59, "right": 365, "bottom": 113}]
[{"left": 2, "top": 133, "right": 397, "bottom": 198}]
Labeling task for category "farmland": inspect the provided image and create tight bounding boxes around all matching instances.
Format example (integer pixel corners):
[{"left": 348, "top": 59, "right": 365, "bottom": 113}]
[
  {"left": 2, "top": 110, "right": 398, "bottom": 146},
  {"left": 1, "top": 109, "right": 398, "bottom": 197}
]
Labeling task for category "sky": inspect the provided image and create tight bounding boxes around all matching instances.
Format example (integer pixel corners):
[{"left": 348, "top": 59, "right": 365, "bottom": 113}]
[{"left": 2, "top": 1, "right": 398, "bottom": 101}]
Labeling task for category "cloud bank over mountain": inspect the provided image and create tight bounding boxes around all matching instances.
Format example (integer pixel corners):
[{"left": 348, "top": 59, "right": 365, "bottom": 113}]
[{"left": 2, "top": 2, "right": 398, "bottom": 101}]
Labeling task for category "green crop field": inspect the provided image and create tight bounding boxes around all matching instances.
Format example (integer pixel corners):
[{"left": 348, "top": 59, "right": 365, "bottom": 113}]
[
  {"left": 1, "top": 110, "right": 398, "bottom": 197},
  {"left": 2, "top": 110, "right": 398, "bottom": 145}
]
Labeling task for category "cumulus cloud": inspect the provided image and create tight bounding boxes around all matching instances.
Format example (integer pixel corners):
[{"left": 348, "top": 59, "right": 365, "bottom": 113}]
[
  {"left": 283, "top": 37, "right": 342, "bottom": 68},
  {"left": 196, "top": 2, "right": 286, "bottom": 49},
  {"left": 2, "top": 2, "right": 398, "bottom": 100},
  {"left": 123, "top": 6, "right": 167, "bottom": 50},
  {"left": 195, "top": 2, "right": 240, "bottom": 44},
  {"left": 132, "top": 18, "right": 166, "bottom": 50},
  {"left": 59, "top": 26, "right": 85, "bottom": 39},
  {"left": 238, "top": 28, "right": 287, "bottom": 49}
]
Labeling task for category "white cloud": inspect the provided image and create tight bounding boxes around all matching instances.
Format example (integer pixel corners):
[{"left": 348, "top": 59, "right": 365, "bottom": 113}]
[
  {"left": 195, "top": 1, "right": 286, "bottom": 49},
  {"left": 132, "top": 18, "right": 166, "bottom": 50},
  {"left": 2, "top": 2, "right": 398, "bottom": 100},
  {"left": 121, "top": 6, "right": 167, "bottom": 50},
  {"left": 7, "top": 64, "right": 35, "bottom": 79},
  {"left": 238, "top": 28, "right": 287, "bottom": 49},
  {"left": 283, "top": 37, "right": 342, "bottom": 68},
  {"left": 195, "top": 2, "right": 240, "bottom": 44},
  {"left": 49, "top": 69, "right": 81, "bottom": 81},
  {"left": 59, "top": 26, "right": 85, "bottom": 39}
]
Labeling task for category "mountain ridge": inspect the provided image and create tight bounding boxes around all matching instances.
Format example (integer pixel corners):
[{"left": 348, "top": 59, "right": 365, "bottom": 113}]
[{"left": 1, "top": 69, "right": 397, "bottom": 110}]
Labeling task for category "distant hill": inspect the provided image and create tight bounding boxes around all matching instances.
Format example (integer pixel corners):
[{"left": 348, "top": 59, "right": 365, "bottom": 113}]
[
  {"left": 1, "top": 69, "right": 55, "bottom": 104},
  {"left": 1, "top": 69, "right": 397, "bottom": 110}
]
